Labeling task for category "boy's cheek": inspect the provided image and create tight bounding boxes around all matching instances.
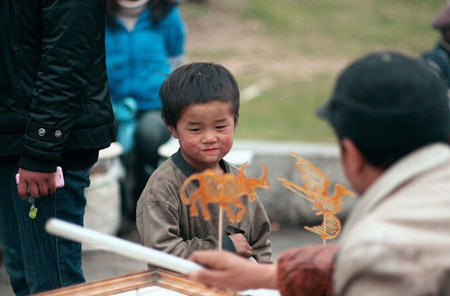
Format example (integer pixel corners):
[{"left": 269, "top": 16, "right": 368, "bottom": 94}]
[{"left": 221, "top": 134, "right": 234, "bottom": 150}]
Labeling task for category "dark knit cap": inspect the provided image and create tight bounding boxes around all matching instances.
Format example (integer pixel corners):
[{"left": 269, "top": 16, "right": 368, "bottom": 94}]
[{"left": 317, "top": 51, "right": 450, "bottom": 154}]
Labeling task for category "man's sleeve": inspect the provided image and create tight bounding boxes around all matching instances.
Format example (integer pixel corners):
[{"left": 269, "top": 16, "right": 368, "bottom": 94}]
[
  {"left": 20, "top": 0, "right": 105, "bottom": 172},
  {"left": 277, "top": 243, "right": 337, "bottom": 296}
]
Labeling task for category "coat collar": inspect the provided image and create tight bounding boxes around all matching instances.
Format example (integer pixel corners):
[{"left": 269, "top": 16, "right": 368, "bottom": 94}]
[
  {"left": 171, "top": 149, "right": 230, "bottom": 180},
  {"left": 340, "top": 143, "right": 450, "bottom": 242}
]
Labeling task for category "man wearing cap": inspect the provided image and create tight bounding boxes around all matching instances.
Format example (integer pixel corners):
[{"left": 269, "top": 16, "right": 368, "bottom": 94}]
[{"left": 186, "top": 51, "right": 450, "bottom": 296}]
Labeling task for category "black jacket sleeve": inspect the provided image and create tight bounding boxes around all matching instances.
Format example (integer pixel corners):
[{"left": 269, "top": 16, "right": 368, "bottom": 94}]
[{"left": 20, "top": 0, "right": 107, "bottom": 172}]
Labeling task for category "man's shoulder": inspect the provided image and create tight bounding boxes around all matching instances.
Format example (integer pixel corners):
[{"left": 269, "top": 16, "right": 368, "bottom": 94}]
[{"left": 335, "top": 224, "right": 450, "bottom": 295}]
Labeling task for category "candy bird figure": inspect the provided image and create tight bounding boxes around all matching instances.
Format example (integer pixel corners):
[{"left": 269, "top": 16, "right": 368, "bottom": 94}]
[{"left": 279, "top": 152, "right": 356, "bottom": 245}]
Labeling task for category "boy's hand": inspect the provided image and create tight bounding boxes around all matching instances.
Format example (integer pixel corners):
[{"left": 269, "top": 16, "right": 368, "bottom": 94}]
[{"left": 228, "top": 233, "right": 253, "bottom": 258}]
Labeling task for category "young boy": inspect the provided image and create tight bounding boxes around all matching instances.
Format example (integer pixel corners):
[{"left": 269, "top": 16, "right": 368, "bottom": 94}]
[{"left": 136, "top": 62, "right": 272, "bottom": 262}]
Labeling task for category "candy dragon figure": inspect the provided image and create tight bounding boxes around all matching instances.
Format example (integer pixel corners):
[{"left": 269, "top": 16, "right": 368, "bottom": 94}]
[{"left": 279, "top": 152, "right": 356, "bottom": 245}]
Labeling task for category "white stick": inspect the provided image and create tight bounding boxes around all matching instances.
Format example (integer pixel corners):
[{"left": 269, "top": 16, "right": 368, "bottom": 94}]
[{"left": 45, "top": 218, "right": 203, "bottom": 274}]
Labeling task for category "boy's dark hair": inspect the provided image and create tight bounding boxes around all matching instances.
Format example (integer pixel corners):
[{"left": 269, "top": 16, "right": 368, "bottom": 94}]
[
  {"left": 160, "top": 62, "right": 240, "bottom": 127},
  {"left": 318, "top": 51, "right": 450, "bottom": 169}
]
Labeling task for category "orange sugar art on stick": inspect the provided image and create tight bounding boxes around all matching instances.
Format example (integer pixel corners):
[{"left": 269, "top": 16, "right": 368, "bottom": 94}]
[
  {"left": 180, "top": 162, "right": 269, "bottom": 250},
  {"left": 279, "top": 152, "right": 356, "bottom": 245}
]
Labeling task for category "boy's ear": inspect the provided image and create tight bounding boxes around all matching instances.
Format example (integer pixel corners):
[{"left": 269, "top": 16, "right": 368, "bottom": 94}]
[{"left": 167, "top": 125, "right": 178, "bottom": 139}]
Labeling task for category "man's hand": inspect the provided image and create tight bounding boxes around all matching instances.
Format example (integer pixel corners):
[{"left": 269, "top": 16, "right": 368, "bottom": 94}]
[
  {"left": 228, "top": 233, "right": 253, "bottom": 258},
  {"left": 188, "top": 250, "right": 277, "bottom": 291},
  {"left": 17, "top": 168, "right": 57, "bottom": 200}
]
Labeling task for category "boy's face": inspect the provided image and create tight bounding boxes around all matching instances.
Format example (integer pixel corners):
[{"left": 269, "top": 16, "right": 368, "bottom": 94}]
[{"left": 168, "top": 100, "right": 236, "bottom": 173}]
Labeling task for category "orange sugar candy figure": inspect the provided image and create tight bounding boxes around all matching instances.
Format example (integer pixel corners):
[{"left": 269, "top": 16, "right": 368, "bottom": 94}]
[
  {"left": 180, "top": 162, "right": 269, "bottom": 250},
  {"left": 180, "top": 162, "right": 269, "bottom": 223},
  {"left": 279, "top": 152, "right": 356, "bottom": 245}
]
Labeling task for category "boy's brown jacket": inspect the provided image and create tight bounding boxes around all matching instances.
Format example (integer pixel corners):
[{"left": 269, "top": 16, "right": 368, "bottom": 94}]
[{"left": 136, "top": 150, "right": 272, "bottom": 262}]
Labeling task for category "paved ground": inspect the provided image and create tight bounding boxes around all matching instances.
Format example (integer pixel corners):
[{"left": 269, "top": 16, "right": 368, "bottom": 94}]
[{"left": 0, "top": 225, "right": 332, "bottom": 295}]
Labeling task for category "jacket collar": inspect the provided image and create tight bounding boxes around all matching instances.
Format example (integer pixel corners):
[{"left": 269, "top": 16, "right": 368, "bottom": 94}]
[
  {"left": 340, "top": 143, "right": 450, "bottom": 242},
  {"left": 171, "top": 149, "right": 230, "bottom": 180}
]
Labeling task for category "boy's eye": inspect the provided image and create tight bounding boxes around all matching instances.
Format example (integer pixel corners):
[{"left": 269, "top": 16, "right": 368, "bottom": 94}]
[
  {"left": 216, "top": 125, "right": 226, "bottom": 130},
  {"left": 189, "top": 128, "right": 201, "bottom": 132}
]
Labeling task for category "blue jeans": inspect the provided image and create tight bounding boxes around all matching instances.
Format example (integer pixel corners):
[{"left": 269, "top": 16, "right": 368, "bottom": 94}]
[{"left": 0, "top": 165, "right": 90, "bottom": 295}]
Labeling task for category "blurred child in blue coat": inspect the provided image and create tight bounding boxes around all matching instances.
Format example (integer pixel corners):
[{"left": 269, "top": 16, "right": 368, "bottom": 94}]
[{"left": 105, "top": 0, "right": 186, "bottom": 228}]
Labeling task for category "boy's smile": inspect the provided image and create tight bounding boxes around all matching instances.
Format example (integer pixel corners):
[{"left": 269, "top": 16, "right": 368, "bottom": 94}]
[{"left": 169, "top": 100, "right": 236, "bottom": 173}]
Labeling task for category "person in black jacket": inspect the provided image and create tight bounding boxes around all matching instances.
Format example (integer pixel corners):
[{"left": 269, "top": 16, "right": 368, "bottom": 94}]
[
  {"left": 0, "top": 1, "right": 115, "bottom": 295},
  {"left": 421, "top": 1, "right": 450, "bottom": 142},
  {"left": 422, "top": 1, "right": 450, "bottom": 87}
]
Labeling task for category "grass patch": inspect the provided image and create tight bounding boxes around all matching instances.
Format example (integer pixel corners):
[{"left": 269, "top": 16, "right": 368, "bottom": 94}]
[
  {"left": 236, "top": 74, "right": 336, "bottom": 142},
  {"left": 243, "top": 0, "right": 441, "bottom": 57},
  {"left": 187, "top": 48, "right": 239, "bottom": 61},
  {"left": 183, "top": 0, "right": 443, "bottom": 143}
]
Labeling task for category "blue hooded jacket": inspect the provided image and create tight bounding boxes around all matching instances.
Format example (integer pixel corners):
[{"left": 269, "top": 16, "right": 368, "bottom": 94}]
[{"left": 105, "top": 6, "right": 186, "bottom": 111}]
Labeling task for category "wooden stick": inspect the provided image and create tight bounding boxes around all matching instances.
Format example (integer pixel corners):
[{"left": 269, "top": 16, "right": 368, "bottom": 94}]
[{"left": 218, "top": 204, "right": 223, "bottom": 251}]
